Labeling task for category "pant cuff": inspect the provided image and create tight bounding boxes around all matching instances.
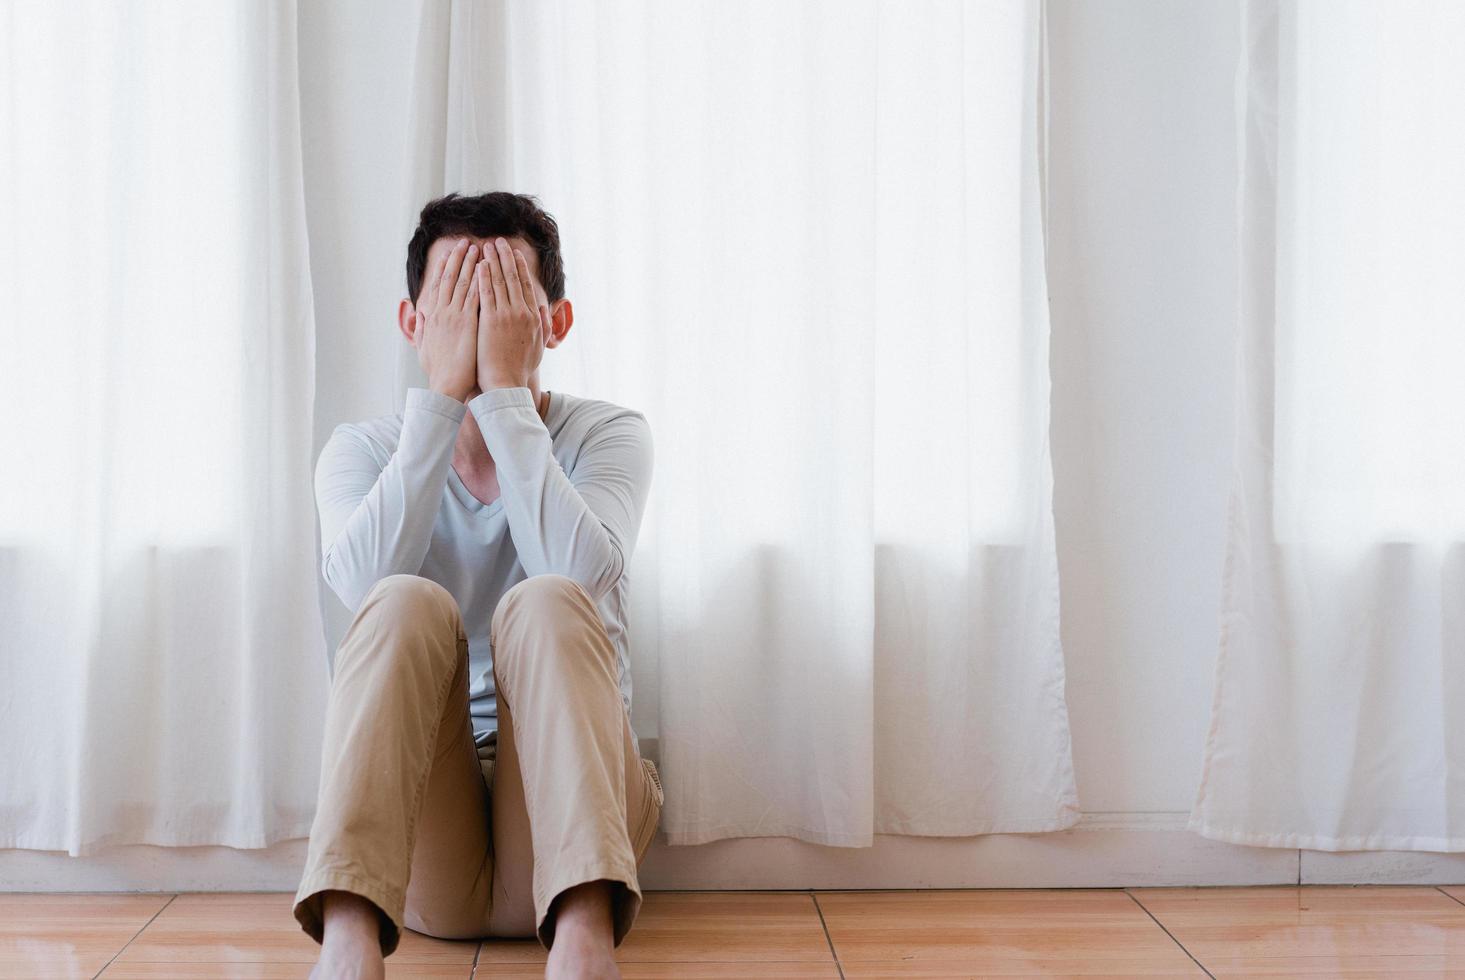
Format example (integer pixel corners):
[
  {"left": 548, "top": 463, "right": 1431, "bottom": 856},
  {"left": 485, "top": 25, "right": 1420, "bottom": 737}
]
[
  {"left": 294, "top": 866, "right": 407, "bottom": 958},
  {"left": 535, "top": 859, "right": 644, "bottom": 950}
]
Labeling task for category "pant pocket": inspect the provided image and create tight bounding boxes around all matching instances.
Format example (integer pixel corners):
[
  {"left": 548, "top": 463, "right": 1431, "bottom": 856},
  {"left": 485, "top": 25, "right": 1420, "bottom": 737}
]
[
  {"left": 630, "top": 758, "right": 663, "bottom": 859},
  {"left": 641, "top": 758, "right": 664, "bottom": 808}
]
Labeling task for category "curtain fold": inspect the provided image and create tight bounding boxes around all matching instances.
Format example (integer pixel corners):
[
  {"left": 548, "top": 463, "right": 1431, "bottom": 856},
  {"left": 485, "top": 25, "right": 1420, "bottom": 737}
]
[
  {"left": 0, "top": 0, "right": 328, "bottom": 856},
  {"left": 405, "top": 0, "right": 1078, "bottom": 845},
  {"left": 1190, "top": 0, "right": 1465, "bottom": 850}
]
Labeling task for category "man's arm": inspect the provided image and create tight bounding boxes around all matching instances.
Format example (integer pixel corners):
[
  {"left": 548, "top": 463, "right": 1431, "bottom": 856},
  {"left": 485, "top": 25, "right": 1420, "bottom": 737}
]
[
  {"left": 468, "top": 387, "right": 654, "bottom": 603},
  {"left": 314, "top": 388, "right": 466, "bottom": 611}
]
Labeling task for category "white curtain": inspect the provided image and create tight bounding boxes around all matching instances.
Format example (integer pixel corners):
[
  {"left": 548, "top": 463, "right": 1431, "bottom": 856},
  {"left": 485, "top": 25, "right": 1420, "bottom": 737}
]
[
  {"left": 1191, "top": 0, "right": 1465, "bottom": 850},
  {"left": 0, "top": 1, "right": 328, "bottom": 855},
  {"left": 405, "top": 0, "right": 1078, "bottom": 845}
]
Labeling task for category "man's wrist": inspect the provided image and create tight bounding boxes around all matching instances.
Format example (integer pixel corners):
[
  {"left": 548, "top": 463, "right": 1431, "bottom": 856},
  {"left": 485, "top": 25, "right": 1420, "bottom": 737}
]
[
  {"left": 428, "top": 380, "right": 471, "bottom": 403},
  {"left": 480, "top": 374, "right": 527, "bottom": 391}
]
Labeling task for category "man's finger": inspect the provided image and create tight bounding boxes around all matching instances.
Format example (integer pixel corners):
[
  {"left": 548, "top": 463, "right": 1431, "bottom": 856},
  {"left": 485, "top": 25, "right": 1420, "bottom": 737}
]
[
  {"left": 486, "top": 238, "right": 511, "bottom": 310},
  {"left": 417, "top": 244, "right": 446, "bottom": 315},
  {"left": 511, "top": 249, "right": 538, "bottom": 312},
  {"left": 465, "top": 258, "right": 485, "bottom": 317},
  {"left": 451, "top": 242, "right": 479, "bottom": 309},
  {"left": 497, "top": 239, "right": 525, "bottom": 309},
  {"left": 438, "top": 237, "right": 470, "bottom": 309},
  {"left": 483, "top": 262, "right": 501, "bottom": 314}
]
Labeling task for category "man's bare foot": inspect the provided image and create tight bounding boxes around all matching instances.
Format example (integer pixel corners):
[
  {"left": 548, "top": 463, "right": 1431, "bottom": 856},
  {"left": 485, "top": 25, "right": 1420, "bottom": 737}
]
[
  {"left": 544, "top": 879, "right": 621, "bottom": 980},
  {"left": 307, "top": 889, "right": 386, "bottom": 980}
]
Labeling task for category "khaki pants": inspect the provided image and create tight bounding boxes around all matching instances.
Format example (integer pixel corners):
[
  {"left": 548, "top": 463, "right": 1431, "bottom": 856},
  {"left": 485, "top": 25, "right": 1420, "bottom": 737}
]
[{"left": 292, "top": 572, "right": 664, "bottom": 956}]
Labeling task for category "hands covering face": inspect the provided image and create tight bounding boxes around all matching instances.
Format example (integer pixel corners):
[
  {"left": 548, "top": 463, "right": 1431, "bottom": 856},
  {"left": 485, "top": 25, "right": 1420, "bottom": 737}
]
[{"left": 413, "top": 235, "right": 552, "bottom": 401}]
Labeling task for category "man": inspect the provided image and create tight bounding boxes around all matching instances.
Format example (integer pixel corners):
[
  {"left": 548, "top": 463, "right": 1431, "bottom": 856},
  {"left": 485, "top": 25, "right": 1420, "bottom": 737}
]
[{"left": 293, "top": 191, "right": 661, "bottom": 980}]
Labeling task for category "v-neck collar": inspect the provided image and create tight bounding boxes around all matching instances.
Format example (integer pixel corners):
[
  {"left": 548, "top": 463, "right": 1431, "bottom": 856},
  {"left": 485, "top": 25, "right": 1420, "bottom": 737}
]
[{"left": 446, "top": 389, "right": 565, "bottom": 516}]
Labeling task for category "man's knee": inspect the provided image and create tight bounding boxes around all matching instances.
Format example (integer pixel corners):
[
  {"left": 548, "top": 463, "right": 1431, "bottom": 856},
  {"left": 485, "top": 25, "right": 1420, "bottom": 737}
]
[
  {"left": 341, "top": 574, "right": 463, "bottom": 668},
  {"left": 490, "top": 573, "right": 593, "bottom": 641},
  {"left": 490, "top": 574, "right": 614, "bottom": 685},
  {"left": 362, "top": 573, "right": 459, "bottom": 624}
]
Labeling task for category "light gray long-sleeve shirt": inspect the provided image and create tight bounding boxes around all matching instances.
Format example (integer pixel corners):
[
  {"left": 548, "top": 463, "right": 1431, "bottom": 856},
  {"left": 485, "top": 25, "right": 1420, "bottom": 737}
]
[{"left": 313, "top": 384, "right": 654, "bottom": 754}]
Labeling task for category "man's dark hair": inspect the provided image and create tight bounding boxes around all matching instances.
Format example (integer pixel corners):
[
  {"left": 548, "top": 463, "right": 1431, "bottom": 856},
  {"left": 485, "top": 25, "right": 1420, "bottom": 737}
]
[{"left": 405, "top": 191, "right": 566, "bottom": 307}]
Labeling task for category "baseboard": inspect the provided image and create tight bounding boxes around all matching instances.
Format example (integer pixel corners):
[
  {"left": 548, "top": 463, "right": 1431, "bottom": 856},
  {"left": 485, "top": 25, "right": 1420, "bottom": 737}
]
[
  {"left": 1300, "top": 848, "right": 1465, "bottom": 885},
  {"left": 7, "top": 812, "right": 1463, "bottom": 892}
]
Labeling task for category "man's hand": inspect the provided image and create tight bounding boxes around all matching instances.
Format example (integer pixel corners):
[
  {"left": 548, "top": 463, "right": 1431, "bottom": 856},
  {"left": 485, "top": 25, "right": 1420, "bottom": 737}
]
[
  {"left": 414, "top": 236, "right": 483, "bottom": 403},
  {"left": 476, "top": 237, "right": 550, "bottom": 391}
]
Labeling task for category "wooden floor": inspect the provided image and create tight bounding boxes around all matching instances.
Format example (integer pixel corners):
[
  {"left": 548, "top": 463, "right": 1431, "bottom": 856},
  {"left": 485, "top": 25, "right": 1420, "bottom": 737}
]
[{"left": 6, "top": 885, "right": 1465, "bottom": 978}]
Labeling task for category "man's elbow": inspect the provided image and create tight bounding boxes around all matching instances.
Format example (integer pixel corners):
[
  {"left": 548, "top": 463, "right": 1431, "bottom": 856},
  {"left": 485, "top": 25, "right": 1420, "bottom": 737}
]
[
  {"left": 321, "top": 549, "right": 367, "bottom": 613},
  {"left": 580, "top": 539, "right": 626, "bottom": 604}
]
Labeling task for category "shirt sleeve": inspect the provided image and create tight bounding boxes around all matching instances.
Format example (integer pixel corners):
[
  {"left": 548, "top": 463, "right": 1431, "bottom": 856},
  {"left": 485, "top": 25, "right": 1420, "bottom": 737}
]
[
  {"left": 313, "top": 386, "right": 466, "bottom": 612},
  {"left": 467, "top": 386, "right": 654, "bottom": 603}
]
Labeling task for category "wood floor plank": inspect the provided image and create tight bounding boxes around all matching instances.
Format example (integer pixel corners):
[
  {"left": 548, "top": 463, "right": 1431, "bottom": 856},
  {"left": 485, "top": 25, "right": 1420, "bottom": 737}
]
[
  {"left": 99, "top": 964, "right": 471, "bottom": 978},
  {"left": 475, "top": 891, "right": 834, "bottom": 965},
  {"left": 0, "top": 892, "right": 174, "bottom": 980},
  {"left": 1435, "top": 885, "right": 1465, "bottom": 906},
  {"left": 476, "top": 963, "right": 840, "bottom": 978},
  {"left": 841, "top": 968, "right": 1205, "bottom": 980},
  {"left": 110, "top": 892, "right": 476, "bottom": 968},
  {"left": 1131, "top": 884, "right": 1465, "bottom": 975},
  {"left": 817, "top": 889, "right": 1206, "bottom": 975}
]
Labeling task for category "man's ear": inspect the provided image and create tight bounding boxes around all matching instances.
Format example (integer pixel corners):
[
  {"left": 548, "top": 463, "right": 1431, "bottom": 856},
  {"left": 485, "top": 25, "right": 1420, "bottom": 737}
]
[
  {"left": 544, "top": 298, "right": 574, "bottom": 349},
  {"left": 397, "top": 298, "right": 419, "bottom": 347}
]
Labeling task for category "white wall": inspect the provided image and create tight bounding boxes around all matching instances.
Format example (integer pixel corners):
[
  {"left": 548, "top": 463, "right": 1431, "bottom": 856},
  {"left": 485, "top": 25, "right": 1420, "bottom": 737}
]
[{"left": 11, "top": 0, "right": 1459, "bottom": 891}]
